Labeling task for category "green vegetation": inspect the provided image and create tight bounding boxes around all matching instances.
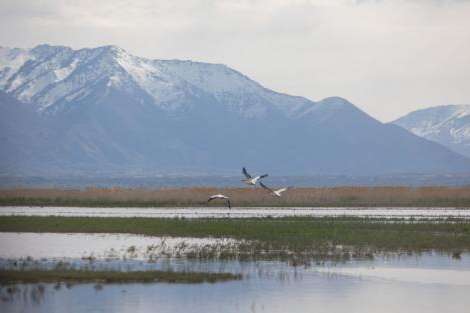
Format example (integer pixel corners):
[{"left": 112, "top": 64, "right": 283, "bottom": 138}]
[
  {"left": 1, "top": 216, "right": 470, "bottom": 253},
  {"left": 1, "top": 186, "right": 470, "bottom": 207},
  {"left": 0, "top": 269, "right": 241, "bottom": 284}
]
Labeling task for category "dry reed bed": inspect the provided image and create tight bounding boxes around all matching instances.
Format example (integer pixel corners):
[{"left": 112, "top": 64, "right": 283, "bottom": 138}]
[{"left": 1, "top": 186, "right": 470, "bottom": 207}]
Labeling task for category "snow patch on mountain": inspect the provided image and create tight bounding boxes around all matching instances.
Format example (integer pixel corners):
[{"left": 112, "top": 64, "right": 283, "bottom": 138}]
[
  {"left": 393, "top": 105, "right": 470, "bottom": 157},
  {"left": 0, "top": 47, "right": 33, "bottom": 88},
  {"left": 53, "top": 59, "right": 79, "bottom": 81},
  {"left": 0, "top": 47, "right": 31, "bottom": 71},
  {"left": 113, "top": 47, "right": 188, "bottom": 108},
  {"left": 0, "top": 44, "right": 316, "bottom": 117}
]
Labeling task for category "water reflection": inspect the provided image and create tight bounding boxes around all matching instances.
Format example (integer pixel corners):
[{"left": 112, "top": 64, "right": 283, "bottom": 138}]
[
  {"left": 1, "top": 253, "right": 469, "bottom": 313},
  {"left": 0, "top": 284, "right": 45, "bottom": 305}
]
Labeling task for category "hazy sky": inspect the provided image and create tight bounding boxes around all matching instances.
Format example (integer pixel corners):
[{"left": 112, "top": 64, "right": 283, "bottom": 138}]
[{"left": 1, "top": 0, "right": 469, "bottom": 121}]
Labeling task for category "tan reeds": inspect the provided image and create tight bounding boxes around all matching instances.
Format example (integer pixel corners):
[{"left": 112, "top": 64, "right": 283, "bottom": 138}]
[{"left": 0, "top": 186, "right": 469, "bottom": 207}]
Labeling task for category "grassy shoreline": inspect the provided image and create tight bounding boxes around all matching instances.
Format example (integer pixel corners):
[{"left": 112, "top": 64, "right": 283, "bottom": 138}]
[
  {"left": 0, "top": 269, "right": 241, "bottom": 284},
  {"left": 1, "top": 186, "right": 470, "bottom": 207},
  {"left": 1, "top": 216, "right": 470, "bottom": 253}
]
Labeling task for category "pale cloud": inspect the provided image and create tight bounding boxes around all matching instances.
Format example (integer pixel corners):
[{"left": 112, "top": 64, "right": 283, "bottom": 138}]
[{"left": 1, "top": 0, "right": 469, "bottom": 121}]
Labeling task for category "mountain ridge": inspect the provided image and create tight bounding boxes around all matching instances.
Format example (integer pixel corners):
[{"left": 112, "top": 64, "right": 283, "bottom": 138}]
[
  {"left": 392, "top": 104, "right": 470, "bottom": 158},
  {"left": 1, "top": 44, "right": 469, "bottom": 177},
  {"left": 0, "top": 44, "right": 313, "bottom": 117}
]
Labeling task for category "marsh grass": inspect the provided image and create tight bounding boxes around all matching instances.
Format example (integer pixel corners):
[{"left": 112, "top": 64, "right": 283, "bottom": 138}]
[
  {"left": 1, "top": 216, "right": 470, "bottom": 256},
  {"left": 0, "top": 269, "right": 241, "bottom": 284},
  {"left": 1, "top": 186, "right": 470, "bottom": 207}
]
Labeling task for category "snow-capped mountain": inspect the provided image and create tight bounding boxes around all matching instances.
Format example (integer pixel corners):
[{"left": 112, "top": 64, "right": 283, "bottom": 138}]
[
  {"left": 393, "top": 105, "right": 470, "bottom": 158},
  {"left": 1, "top": 44, "right": 469, "bottom": 176},
  {"left": 0, "top": 44, "right": 311, "bottom": 116}
]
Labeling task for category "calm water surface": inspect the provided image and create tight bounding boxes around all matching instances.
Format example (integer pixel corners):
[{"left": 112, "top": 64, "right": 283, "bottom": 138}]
[
  {"left": 1, "top": 255, "right": 469, "bottom": 313},
  {"left": 1, "top": 233, "right": 469, "bottom": 313}
]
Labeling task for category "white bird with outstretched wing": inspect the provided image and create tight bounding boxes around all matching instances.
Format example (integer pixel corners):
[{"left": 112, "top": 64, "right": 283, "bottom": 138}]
[
  {"left": 207, "top": 194, "right": 231, "bottom": 208},
  {"left": 242, "top": 167, "right": 268, "bottom": 186},
  {"left": 259, "top": 182, "right": 291, "bottom": 197}
]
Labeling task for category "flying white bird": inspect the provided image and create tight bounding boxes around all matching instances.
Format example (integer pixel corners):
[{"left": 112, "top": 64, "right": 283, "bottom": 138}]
[
  {"left": 242, "top": 167, "right": 268, "bottom": 186},
  {"left": 208, "top": 194, "right": 231, "bottom": 209},
  {"left": 260, "top": 182, "right": 291, "bottom": 197}
]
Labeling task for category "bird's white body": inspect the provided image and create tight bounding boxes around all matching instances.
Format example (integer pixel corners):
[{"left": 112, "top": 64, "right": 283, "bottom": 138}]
[
  {"left": 208, "top": 194, "right": 229, "bottom": 201},
  {"left": 260, "top": 182, "right": 290, "bottom": 197},
  {"left": 272, "top": 188, "right": 289, "bottom": 197},
  {"left": 243, "top": 176, "right": 265, "bottom": 185},
  {"left": 207, "top": 194, "right": 231, "bottom": 208},
  {"left": 242, "top": 167, "right": 268, "bottom": 186}
]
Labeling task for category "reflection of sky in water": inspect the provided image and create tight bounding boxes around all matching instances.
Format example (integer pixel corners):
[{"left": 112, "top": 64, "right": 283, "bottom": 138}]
[
  {"left": 1, "top": 265, "right": 469, "bottom": 313},
  {"left": 0, "top": 232, "right": 240, "bottom": 260},
  {"left": 1, "top": 232, "right": 470, "bottom": 312}
]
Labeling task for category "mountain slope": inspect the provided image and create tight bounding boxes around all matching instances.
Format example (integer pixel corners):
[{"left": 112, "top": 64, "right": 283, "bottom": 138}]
[
  {"left": 1, "top": 44, "right": 469, "bottom": 176},
  {"left": 393, "top": 105, "right": 470, "bottom": 158},
  {"left": 0, "top": 44, "right": 312, "bottom": 116}
]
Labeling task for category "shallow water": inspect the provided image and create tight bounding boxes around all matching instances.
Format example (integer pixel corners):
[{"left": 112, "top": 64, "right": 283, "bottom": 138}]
[
  {"left": 1, "top": 257, "right": 469, "bottom": 313},
  {"left": 0, "top": 232, "right": 239, "bottom": 260},
  {"left": 1, "top": 206, "right": 470, "bottom": 219},
  {"left": 1, "top": 232, "right": 470, "bottom": 312}
]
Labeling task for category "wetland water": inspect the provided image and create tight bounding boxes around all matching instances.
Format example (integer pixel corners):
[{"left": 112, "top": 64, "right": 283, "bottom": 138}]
[
  {"left": 1, "top": 232, "right": 470, "bottom": 313},
  {"left": 1, "top": 206, "right": 470, "bottom": 219}
]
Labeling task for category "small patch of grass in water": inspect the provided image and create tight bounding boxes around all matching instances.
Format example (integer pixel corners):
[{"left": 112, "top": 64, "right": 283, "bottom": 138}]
[{"left": 0, "top": 269, "right": 241, "bottom": 284}]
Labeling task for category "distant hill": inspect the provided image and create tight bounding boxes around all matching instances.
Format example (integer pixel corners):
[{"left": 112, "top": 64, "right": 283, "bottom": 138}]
[
  {"left": 1, "top": 44, "right": 469, "bottom": 177},
  {"left": 393, "top": 104, "right": 470, "bottom": 158}
]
